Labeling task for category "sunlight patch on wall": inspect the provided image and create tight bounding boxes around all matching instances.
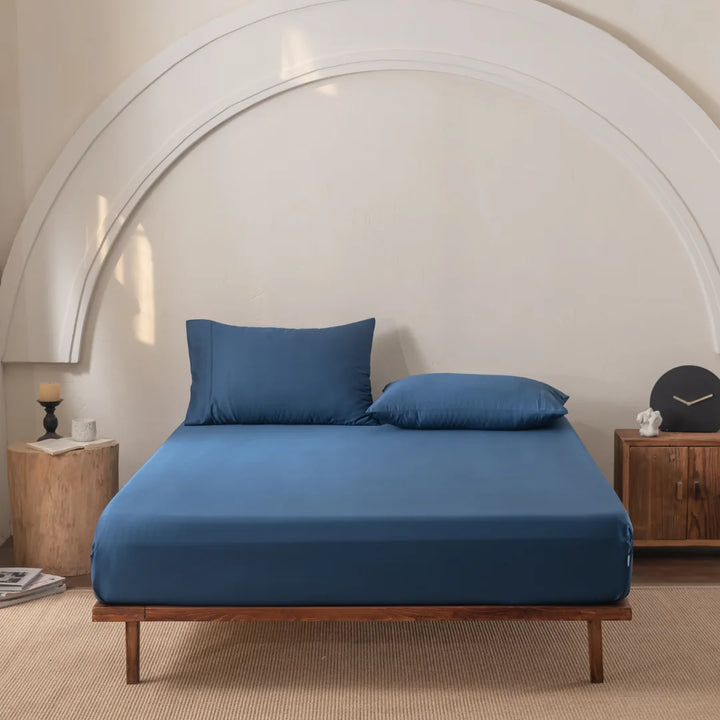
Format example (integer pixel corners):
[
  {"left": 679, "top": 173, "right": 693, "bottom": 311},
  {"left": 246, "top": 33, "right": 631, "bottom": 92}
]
[
  {"left": 96, "top": 194, "right": 108, "bottom": 248},
  {"left": 280, "top": 29, "right": 338, "bottom": 97},
  {"left": 315, "top": 82, "right": 338, "bottom": 97},
  {"left": 114, "top": 255, "right": 125, "bottom": 286},
  {"left": 124, "top": 223, "right": 155, "bottom": 346},
  {"left": 281, "top": 27, "right": 312, "bottom": 80}
]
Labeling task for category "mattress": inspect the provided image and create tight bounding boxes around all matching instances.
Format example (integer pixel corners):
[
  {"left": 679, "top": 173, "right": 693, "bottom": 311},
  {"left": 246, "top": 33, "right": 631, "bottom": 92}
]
[{"left": 92, "top": 419, "right": 632, "bottom": 606}]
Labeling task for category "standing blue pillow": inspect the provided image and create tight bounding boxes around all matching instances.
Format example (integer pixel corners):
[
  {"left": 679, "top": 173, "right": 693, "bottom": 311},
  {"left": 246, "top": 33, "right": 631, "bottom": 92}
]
[
  {"left": 185, "top": 318, "right": 376, "bottom": 425},
  {"left": 367, "top": 373, "right": 568, "bottom": 429}
]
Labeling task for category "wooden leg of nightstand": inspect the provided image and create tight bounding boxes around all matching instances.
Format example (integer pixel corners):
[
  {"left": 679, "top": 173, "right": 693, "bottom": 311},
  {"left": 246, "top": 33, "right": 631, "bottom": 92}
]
[
  {"left": 588, "top": 619, "right": 604, "bottom": 683},
  {"left": 126, "top": 621, "right": 140, "bottom": 684}
]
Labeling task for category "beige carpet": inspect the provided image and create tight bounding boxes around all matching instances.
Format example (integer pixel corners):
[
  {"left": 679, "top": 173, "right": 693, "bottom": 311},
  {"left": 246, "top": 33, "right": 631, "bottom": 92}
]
[{"left": 1, "top": 587, "right": 718, "bottom": 720}]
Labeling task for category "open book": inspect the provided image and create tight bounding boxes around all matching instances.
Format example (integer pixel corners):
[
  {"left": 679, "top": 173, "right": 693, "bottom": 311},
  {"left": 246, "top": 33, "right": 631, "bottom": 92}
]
[{"left": 26, "top": 438, "right": 112, "bottom": 456}]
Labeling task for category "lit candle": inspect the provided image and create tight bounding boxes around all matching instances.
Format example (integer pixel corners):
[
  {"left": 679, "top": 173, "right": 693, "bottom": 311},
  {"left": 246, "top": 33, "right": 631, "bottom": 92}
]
[{"left": 38, "top": 382, "right": 61, "bottom": 402}]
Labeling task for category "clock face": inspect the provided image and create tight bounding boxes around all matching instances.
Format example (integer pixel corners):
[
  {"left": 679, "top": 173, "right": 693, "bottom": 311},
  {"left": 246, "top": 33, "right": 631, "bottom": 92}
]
[{"left": 649, "top": 365, "right": 720, "bottom": 432}]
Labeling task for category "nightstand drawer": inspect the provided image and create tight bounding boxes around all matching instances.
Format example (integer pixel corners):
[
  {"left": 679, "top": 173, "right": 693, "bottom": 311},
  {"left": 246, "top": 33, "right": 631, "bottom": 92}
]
[
  {"left": 628, "top": 446, "right": 687, "bottom": 540},
  {"left": 688, "top": 447, "right": 720, "bottom": 540},
  {"left": 614, "top": 430, "right": 720, "bottom": 547}
]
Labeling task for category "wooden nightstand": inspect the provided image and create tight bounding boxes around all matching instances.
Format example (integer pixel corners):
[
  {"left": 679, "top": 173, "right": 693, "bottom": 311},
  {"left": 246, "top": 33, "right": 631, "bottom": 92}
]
[
  {"left": 7, "top": 441, "right": 119, "bottom": 575},
  {"left": 614, "top": 430, "right": 720, "bottom": 547}
]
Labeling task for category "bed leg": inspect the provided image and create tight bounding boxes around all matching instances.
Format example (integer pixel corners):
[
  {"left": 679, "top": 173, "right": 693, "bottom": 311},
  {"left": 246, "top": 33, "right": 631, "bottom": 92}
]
[
  {"left": 126, "top": 621, "right": 140, "bottom": 684},
  {"left": 587, "top": 619, "right": 603, "bottom": 683}
]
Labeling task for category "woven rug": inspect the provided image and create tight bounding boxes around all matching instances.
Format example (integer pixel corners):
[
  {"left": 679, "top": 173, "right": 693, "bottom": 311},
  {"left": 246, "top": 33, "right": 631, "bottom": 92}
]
[{"left": 1, "top": 587, "right": 718, "bottom": 719}]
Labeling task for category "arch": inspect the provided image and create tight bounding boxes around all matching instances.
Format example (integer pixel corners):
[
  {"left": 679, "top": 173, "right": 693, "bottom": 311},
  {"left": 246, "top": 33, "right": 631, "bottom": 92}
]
[{"left": 3, "top": 0, "right": 720, "bottom": 361}]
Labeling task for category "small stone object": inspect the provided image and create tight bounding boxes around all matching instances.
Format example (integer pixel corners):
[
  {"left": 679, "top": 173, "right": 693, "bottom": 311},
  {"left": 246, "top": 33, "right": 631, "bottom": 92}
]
[
  {"left": 636, "top": 408, "right": 662, "bottom": 437},
  {"left": 72, "top": 418, "right": 97, "bottom": 442}
]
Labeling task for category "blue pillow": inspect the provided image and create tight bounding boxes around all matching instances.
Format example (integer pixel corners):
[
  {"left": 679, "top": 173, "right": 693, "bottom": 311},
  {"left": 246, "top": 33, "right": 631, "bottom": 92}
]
[
  {"left": 185, "top": 318, "right": 376, "bottom": 425},
  {"left": 367, "top": 373, "right": 568, "bottom": 430}
]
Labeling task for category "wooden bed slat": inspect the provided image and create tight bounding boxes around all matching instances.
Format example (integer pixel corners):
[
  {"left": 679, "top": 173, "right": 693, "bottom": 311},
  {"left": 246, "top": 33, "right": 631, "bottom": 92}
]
[
  {"left": 93, "top": 604, "right": 145, "bottom": 621},
  {"left": 92, "top": 600, "right": 631, "bottom": 685},
  {"left": 93, "top": 600, "right": 631, "bottom": 623}
]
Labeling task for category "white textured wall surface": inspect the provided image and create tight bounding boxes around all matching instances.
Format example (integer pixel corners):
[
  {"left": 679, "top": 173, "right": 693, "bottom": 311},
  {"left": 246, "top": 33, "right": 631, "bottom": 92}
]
[
  {"left": 2, "top": 0, "right": 720, "bottom": 540},
  {"left": 0, "top": 0, "right": 23, "bottom": 271},
  {"left": 0, "top": 0, "right": 22, "bottom": 541},
  {"left": 544, "top": 0, "right": 720, "bottom": 128}
]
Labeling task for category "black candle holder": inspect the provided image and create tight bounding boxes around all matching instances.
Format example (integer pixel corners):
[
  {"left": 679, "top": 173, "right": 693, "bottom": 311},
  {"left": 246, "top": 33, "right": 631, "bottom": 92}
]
[{"left": 37, "top": 399, "right": 63, "bottom": 441}]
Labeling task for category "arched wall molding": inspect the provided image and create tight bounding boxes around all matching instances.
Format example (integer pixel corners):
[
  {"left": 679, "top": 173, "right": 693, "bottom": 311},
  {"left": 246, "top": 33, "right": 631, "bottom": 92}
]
[{"left": 3, "top": 0, "right": 720, "bottom": 362}]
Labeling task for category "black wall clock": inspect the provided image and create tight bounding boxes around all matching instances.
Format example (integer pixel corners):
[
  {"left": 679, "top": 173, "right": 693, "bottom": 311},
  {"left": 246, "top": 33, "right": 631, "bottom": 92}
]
[{"left": 649, "top": 365, "right": 720, "bottom": 432}]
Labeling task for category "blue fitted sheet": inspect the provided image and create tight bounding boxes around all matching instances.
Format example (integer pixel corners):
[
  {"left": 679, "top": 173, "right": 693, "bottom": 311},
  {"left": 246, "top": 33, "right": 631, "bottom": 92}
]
[{"left": 92, "top": 419, "right": 632, "bottom": 606}]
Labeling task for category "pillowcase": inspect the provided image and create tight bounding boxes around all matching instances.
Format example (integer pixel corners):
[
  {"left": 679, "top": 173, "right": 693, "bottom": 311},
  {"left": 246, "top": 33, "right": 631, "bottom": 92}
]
[
  {"left": 366, "top": 373, "right": 568, "bottom": 430},
  {"left": 184, "top": 318, "right": 376, "bottom": 425}
]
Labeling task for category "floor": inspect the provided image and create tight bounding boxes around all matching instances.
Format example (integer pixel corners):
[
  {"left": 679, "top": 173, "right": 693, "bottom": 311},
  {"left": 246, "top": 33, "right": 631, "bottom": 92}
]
[
  {"left": 1, "top": 536, "right": 719, "bottom": 587},
  {"left": 6, "top": 586, "right": 720, "bottom": 720}
]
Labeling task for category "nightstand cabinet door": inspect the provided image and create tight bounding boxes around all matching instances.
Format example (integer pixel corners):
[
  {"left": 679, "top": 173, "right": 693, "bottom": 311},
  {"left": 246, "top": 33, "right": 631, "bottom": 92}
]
[
  {"left": 688, "top": 448, "right": 720, "bottom": 540},
  {"left": 628, "top": 447, "right": 688, "bottom": 540}
]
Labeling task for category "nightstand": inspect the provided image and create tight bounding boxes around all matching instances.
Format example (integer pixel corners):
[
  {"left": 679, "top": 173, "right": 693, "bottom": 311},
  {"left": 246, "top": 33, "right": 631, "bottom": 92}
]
[
  {"left": 7, "top": 441, "right": 119, "bottom": 575},
  {"left": 614, "top": 430, "right": 720, "bottom": 547}
]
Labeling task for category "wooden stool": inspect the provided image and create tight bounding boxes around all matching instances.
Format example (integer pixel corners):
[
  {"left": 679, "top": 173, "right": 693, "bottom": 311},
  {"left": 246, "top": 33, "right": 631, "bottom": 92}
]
[{"left": 7, "top": 441, "right": 119, "bottom": 575}]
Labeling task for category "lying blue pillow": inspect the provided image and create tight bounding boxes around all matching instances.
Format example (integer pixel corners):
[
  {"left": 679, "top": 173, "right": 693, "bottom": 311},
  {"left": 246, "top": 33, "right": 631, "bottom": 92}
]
[
  {"left": 367, "top": 373, "right": 568, "bottom": 429},
  {"left": 185, "top": 318, "right": 376, "bottom": 425}
]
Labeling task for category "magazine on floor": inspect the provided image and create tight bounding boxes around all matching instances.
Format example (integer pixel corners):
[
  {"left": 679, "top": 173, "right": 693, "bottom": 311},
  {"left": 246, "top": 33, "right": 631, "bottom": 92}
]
[
  {"left": 0, "top": 573, "right": 66, "bottom": 599},
  {"left": 0, "top": 583, "right": 66, "bottom": 608},
  {"left": 0, "top": 567, "right": 42, "bottom": 591}
]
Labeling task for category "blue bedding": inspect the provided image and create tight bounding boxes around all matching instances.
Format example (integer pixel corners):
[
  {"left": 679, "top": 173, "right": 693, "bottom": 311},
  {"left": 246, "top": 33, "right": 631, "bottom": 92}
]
[{"left": 92, "top": 419, "right": 632, "bottom": 606}]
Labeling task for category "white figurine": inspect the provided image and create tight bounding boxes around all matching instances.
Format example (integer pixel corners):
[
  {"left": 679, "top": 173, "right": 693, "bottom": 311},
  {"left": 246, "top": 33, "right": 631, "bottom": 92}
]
[{"left": 636, "top": 407, "right": 662, "bottom": 437}]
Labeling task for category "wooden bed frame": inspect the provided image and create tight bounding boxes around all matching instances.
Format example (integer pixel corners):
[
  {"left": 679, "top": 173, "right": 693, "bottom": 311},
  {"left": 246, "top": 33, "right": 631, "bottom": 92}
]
[{"left": 92, "top": 599, "right": 631, "bottom": 685}]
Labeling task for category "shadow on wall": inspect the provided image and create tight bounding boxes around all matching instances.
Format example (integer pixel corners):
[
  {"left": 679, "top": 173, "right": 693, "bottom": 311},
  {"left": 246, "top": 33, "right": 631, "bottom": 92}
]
[{"left": 372, "top": 328, "right": 425, "bottom": 398}]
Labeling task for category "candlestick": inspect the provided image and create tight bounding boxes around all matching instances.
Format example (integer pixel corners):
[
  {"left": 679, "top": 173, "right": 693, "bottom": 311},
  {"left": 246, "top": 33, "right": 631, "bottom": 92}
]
[
  {"left": 39, "top": 382, "right": 61, "bottom": 402},
  {"left": 37, "top": 399, "right": 63, "bottom": 441}
]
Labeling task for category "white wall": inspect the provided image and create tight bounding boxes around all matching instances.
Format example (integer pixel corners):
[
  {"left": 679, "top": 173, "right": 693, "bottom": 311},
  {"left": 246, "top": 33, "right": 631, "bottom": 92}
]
[
  {"left": 544, "top": 0, "right": 720, "bottom": 128},
  {"left": 0, "top": 0, "right": 23, "bottom": 270},
  {"left": 2, "top": 0, "right": 720, "bottom": 540},
  {"left": 0, "top": 0, "right": 22, "bottom": 542},
  {"left": 6, "top": 0, "right": 720, "bottom": 268}
]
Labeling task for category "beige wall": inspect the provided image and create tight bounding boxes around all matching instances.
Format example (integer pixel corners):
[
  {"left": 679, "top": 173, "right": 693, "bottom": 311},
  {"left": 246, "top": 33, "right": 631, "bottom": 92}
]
[
  {"left": 544, "top": 0, "right": 720, "bottom": 128},
  {"left": 3, "top": 0, "right": 719, "bottom": 270},
  {"left": 0, "top": 0, "right": 21, "bottom": 543},
  {"left": 0, "top": 0, "right": 23, "bottom": 271},
  {"left": 5, "top": 0, "right": 720, "bottom": 234},
  {"left": 1, "top": 1, "right": 720, "bottom": 540},
  {"left": 1, "top": 0, "right": 255, "bottom": 273},
  {"left": 3, "top": 0, "right": 720, "bottom": 269},
  {"left": 12, "top": 0, "right": 252, "bottom": 214}
]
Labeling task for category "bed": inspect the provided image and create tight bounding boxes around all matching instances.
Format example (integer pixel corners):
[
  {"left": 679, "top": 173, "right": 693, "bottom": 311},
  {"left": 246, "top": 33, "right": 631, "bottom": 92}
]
[{"left": 92, "top": 418, "right": 632, "bottom": 683}]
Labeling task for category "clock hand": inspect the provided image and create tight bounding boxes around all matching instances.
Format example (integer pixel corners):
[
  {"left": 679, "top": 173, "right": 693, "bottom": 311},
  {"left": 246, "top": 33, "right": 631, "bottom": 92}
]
[
  {"left": 687, "top": 393, "right": 714, "bottom": 406},
  {"left": 673, "top": 395, "right": 691, "bottom": 406}
]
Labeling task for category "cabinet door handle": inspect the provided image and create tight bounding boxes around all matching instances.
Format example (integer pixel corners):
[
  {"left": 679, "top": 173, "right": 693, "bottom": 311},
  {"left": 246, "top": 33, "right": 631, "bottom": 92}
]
[
  {"left": 694, "top": 480, "right": 701, "bottom": 500},
  {"left": 676, "top": 481, "right": 684, "bottom": 501}
]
